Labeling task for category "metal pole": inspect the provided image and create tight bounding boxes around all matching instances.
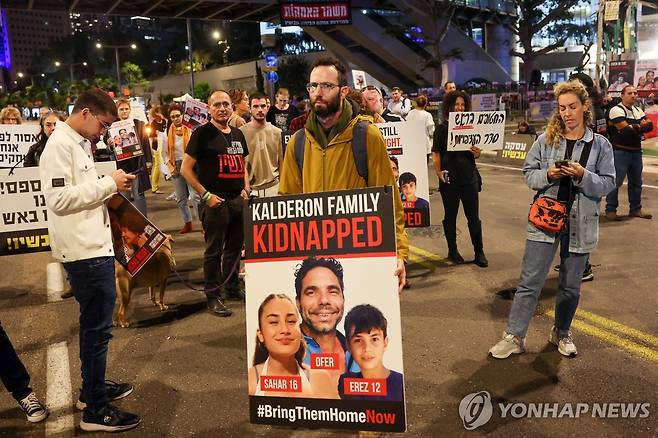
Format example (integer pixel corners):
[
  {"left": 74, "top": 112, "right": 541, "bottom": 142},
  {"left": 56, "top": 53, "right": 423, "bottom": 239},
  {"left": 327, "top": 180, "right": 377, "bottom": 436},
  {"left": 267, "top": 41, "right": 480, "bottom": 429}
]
[
  {"left": 69, "top": 64, "right": 74, "bottom": 83},
  {"left": 115, "top": 47, "right": 121, "bottom": 89},
  {"left": 186, "top": 18, "right": 195, "bottom": 97},
  {"left": 596, "top": 0, "right": 604, "bottom": 84}
]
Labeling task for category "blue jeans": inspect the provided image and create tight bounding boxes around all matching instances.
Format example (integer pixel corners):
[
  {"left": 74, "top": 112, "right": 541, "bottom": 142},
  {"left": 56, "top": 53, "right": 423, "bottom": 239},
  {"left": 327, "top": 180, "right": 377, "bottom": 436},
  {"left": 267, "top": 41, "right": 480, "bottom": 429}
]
[
  {"left": 172, "top": 160, "right": 192, "bottom": 223},
  {"left": 63, "top": 257, "right": 115, "bottom": 412},
  {"left": 506, "top": 234, "right": 588, "bottom": 338},
  {"left": 605, "top": 149, "right": 643, "bottom": 213}
]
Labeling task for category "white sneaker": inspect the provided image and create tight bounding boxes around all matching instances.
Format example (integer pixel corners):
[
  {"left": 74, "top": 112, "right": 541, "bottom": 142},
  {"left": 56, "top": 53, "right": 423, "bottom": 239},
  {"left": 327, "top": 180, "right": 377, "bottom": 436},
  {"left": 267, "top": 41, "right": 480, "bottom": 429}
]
[
  {"left": 165, "top": 192, "right": 177, "bottom": 201},
  {"left": 549, "top": 326, "right": 578, "bottom": 357},
  {"left": 489, "top": 332, "right": 525, "bottom": 359},
  {"left": 18, "top": 392, "right": 48, "bottom": 423}
]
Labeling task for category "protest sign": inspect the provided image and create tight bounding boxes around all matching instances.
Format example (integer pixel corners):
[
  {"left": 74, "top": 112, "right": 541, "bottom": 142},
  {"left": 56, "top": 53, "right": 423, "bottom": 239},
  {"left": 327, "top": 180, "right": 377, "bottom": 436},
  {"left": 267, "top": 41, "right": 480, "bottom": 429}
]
[
  {"left": 244, "top": 187, "right": 406, "bottom": 433},
  {"left": 378, "top": 121, "right": 430, "bottom": 227},
  {"left": 0, "top": 162, "right": 116, "bottom": 256},
  {"left": 352, "top": 70, "right": 367, "bottom": 89},
  {"left": 447, "top": 111, "right": 506, "bottom": 152},
  {"left": 108, "top": 119, "right": 144, "bottom": 161},
  {"left": 107, "top": 194, "right": 166, "bottom": 276},
  {"left": 183, "top": 96, "right": 209, "bottom": 130},
  {"left": 496, "top": 134, "right": 536, "bottom": 164},
  {"left": 634, "top": 59, "right": 658, "bottom": 98},
  {"left": 280, "top": 0, "right": 352, "bottom": 26},
  {"left": 0, "top": 124, "right": 40, "bottom": 168},
  {"left": 529, "top": 101, "right": 557, "bottom": 121},
  {"left": 608, "top": 60, "right": 635, "bottom": 97},
  {"left": 471, "top": 93, "right": 497, "bottom": 111}
]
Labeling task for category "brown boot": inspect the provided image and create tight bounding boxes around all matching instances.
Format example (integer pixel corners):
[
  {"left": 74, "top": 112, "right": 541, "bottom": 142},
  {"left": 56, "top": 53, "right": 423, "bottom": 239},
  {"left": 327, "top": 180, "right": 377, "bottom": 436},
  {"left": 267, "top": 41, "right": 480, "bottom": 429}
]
[{"left": 179, "top": 222, "right": 192, "bottom": 234}]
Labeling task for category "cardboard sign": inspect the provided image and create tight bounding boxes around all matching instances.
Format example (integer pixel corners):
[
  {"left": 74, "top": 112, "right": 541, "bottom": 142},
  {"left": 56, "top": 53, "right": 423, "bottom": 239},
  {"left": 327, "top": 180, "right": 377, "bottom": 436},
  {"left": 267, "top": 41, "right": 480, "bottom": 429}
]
[
  {"left": 0, "top": 124, "right": 40, "bottom": 168},
  {"left": 447, "top": 111, "right": 506, "bottom": 152},
  {"left": 378, "top": 121, "right": 430, "bottom": 227},
  {"left": 107, "top": 194, "right": 166, "bottom": 276},
  {"left": 108, "top": 119, "right": 144, "bottom": 161},
  {"left": 496, "top": 134, "right": 536, "bottom": 164},
  {"left": 0, "top": 162, "right": 116, "bottom": 256},
  {"left": 244, "top": 187, "right": 406, "bottom": 432},
  {"left": 183, "top": 96, "right": 209, "bottom": 130}
]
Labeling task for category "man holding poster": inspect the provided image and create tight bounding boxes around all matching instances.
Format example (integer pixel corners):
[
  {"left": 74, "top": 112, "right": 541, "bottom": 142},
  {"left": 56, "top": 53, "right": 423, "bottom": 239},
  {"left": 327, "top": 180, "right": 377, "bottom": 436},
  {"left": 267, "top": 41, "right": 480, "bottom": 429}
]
[
  {"left": 39, "top": 89, "right": 140, "bottom": 432},
  {"left": 279, "top": 56, "right": 409, "bottom": 292}
]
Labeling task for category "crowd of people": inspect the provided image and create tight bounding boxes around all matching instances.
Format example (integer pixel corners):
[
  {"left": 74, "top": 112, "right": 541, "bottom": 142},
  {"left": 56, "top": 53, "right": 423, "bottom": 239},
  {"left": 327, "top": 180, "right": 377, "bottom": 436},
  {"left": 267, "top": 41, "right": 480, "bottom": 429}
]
[{"left": 0, "top": 57, "right": 655, "bottom": 433}]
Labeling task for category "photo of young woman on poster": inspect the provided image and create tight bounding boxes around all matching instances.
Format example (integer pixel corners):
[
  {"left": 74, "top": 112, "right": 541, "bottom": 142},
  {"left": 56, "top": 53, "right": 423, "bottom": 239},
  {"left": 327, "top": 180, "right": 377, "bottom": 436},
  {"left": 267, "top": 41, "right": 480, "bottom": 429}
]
[{"left": 248, "top": 294, "right": 338, "bottom": 399}]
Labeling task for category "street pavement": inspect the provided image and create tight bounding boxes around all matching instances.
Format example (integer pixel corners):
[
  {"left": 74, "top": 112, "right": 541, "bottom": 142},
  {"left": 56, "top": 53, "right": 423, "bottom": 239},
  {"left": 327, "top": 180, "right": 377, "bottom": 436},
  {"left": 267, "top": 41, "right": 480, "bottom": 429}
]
[{"left": 1, "top": 156, "right": 657, "bottom": 437}]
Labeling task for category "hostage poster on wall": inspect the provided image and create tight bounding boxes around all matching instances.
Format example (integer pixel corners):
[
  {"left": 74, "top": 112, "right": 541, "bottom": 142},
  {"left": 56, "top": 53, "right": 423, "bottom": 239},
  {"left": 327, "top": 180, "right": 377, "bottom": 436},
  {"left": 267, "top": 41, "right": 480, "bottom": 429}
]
[
  {"left": 244, "top": 187, "right": 406, "bottom": 432},
  {"left": 107, "top": 194, "right": 166, "bottom": 276},
  {"left": 1, "top": 162, "right": 116, "bottom": 256},
  {"left": 634, "top": 59, "right": 658, "bottom": 97},
  {"left": 108, "top": 119, "right": 144, "bottom": 161},
  {"left": 607, "top": 60, "right": 635, "bottom": 97},
  {"left": 378, "top": 121, "right": 430, "bottom": 227},
  {"left": 0, "top": 124, "right": 40, "bottom": 168}
]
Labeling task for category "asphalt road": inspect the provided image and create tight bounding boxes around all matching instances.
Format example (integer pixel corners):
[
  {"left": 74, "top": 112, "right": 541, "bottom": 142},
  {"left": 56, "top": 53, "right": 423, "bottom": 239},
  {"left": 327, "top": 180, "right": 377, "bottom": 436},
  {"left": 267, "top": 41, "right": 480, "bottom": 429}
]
[{"left": 1, "top": 157, "right": 657, "bottom": 437}]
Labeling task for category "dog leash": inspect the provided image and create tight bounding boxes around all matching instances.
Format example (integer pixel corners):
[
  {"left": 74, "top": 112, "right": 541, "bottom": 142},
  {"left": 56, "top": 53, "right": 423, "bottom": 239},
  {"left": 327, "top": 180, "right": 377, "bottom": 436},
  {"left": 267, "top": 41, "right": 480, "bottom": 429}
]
[{"left": 170, "top": 255, "right": 242, "bottom": 294}]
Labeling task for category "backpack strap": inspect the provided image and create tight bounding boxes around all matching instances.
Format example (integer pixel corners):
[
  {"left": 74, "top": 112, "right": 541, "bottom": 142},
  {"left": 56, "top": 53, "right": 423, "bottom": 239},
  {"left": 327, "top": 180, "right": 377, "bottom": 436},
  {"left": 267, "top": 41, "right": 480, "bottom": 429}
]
[
  {"left": 351, "top": 121, "right": 369, "bottom": 184},
  {"left": 294, "top": 128, "right": 306, "bottom": 177}
]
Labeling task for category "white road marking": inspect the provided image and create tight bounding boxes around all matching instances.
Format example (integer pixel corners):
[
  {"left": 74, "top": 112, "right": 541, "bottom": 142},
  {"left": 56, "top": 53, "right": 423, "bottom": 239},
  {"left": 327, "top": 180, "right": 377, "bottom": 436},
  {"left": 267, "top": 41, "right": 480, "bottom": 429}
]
[
  {"left": 478, "top": 162, "right": 658, "bottom": 189},
  {"left": 46, "top": 341, "right": 74, "bottom": 436}
]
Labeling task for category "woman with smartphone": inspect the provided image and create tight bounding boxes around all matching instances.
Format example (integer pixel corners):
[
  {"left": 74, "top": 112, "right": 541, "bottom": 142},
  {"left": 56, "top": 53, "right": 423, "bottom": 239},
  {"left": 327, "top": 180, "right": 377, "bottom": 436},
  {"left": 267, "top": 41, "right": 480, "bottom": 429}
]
[
  {"left": 431, "top": 90, "right": 488, "bottom": 267},
  {"left": 489, "top": 81, "right": 615, "bottom": 359}
]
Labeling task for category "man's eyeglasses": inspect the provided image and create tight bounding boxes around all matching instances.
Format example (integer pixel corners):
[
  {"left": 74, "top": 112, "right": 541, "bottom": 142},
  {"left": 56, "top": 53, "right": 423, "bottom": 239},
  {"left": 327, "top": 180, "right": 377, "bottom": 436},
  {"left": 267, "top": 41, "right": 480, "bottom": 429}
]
[
  {"left": 306, "top": 82, "right": 340, "bottom": 92},
  {"left": 92, "top": 112, "right": 111, "bottom": 130}
]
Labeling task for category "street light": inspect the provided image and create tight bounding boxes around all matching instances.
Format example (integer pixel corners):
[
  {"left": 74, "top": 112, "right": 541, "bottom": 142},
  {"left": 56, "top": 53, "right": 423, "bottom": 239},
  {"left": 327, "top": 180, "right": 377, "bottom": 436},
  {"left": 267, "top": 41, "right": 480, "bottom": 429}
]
[
  {"left": 54, "top": 61, "right": 87, "bottom": 82},
  {"left": 96, "top": 42, "right": 137, "bottom": 87}
]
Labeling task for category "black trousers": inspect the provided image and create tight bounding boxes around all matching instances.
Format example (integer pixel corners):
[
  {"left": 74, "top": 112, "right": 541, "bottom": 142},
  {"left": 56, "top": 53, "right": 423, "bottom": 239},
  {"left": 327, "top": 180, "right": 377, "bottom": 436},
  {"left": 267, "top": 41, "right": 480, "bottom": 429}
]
[
  {"left": 440, "top": 181, "right": 480, "bottom": 227},
  {"left": 0, "top": 321, "right": 32, "bottom": 401},
  {"left": 201, "top": 196, "right": 244, "bottom": 297}
]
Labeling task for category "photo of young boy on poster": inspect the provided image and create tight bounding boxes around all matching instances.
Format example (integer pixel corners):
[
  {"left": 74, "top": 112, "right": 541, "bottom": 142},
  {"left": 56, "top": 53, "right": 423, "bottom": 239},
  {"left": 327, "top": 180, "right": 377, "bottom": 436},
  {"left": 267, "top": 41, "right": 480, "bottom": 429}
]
[
  {"left": 182, "top": 96, "right": 209, "bottom": 130},
  {"left": 108, "top": 119, "right": 144, "bottom": 161},
  {"left": 244, "top": 187, "right": 406, "bottom": 432},
  {"left": 107, "top": 194, "right": 166, "bottom": 275},
  {"left": 378, "top": 121, "right": 430, "bottom": 227}
]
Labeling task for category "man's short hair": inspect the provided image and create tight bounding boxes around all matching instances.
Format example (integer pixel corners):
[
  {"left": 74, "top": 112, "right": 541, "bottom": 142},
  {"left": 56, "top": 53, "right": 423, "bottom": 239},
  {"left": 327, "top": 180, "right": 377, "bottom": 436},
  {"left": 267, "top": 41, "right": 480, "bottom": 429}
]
[
  {"left": 443, "top": 81, "right": 455, "bottom": 90},
  {"left": 249, "top": 91, "right": 267, "bottom": 104},
  {"left": 344, "top": 304, "right": 388, "bottom": 341},
  {"left": 389, "top": 155, "right": 398, "bottom": 167},
  {"left": 415, "top": 95, "right": 428, "bottom": 107},
  {"left": 309, "top": 56, "right": 347, "bottom": 86},
  {"left": 275, "top": 87, "right": 289, "bottom": 97},
  {"left": 621, "top": 85, "right": 635, "bottom": 95},
  {"left": 399, "top": 172, "right": 417, "bottom": 185},
  {"left": 72, "top": 88, "right": 118, "bottom": 118},
  {"left": 294, "top": 257, "right": 344, "bottom": 299}
]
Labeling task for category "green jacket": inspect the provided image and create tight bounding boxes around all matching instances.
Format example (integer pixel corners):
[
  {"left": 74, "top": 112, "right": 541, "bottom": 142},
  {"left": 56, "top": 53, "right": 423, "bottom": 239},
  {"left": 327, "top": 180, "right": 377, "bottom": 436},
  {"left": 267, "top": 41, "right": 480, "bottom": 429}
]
[{"left": 279, "top": 113, "right": 409, "bottom": 261}]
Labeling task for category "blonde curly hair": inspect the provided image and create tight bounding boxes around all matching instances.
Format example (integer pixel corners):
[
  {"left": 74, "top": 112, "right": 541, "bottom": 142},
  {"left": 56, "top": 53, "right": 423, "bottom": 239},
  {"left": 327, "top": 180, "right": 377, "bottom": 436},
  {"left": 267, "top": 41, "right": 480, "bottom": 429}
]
[{"left": 544, "top": 81, "right": 592, "bottom": 147}]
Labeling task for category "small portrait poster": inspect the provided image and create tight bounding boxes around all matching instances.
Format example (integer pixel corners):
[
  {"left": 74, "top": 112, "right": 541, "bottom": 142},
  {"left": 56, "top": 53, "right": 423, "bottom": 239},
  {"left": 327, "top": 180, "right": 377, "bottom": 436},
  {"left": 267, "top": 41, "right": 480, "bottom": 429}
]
[
  {"left": 107, "top": 194, "right": 166, "bottom": 276},
  {"left": 244, "top": 187, "right": 406, "bottom": 432},
  {"left": 182, "top": 96, "right": 209, "bottom": 130},
  {"left": 108, "top": 119, "right": 144, "bottom": 161}
]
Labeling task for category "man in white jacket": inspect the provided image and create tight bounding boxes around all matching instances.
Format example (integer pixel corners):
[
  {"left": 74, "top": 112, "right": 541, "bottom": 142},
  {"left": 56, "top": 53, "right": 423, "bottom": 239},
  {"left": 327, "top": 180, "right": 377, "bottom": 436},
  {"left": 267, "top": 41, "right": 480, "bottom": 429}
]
[{"left": 39, "top": 89, "right": 141, "bottom": 433}]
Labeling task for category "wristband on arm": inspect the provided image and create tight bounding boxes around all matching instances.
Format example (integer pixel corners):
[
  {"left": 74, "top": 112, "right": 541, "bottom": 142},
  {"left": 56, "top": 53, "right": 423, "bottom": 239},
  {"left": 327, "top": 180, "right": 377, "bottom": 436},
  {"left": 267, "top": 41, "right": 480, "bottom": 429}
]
[{"left": 201, "top": 190, "right": 212, "bottom": 204}]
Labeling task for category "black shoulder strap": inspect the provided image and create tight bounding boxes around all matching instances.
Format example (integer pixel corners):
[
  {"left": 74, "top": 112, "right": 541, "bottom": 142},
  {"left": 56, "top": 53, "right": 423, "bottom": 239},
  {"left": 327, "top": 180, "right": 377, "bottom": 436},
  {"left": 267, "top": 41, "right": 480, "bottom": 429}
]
[
  {"left": 578, "top": 139, "right": 593, "bottom": 167},
  {"left": 294, "top": 128, "right": 306, "bottom": 176},
  {"left": 351, "top": 121, "right": 369, "bottom": 184}
]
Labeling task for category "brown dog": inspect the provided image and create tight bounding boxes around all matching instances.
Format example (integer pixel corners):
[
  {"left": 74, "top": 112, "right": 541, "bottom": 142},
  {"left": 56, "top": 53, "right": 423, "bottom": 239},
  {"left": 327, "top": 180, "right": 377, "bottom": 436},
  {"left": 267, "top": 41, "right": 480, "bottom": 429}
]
[{"left": 114, "top": 236, "right": 176, "bottom": 328}]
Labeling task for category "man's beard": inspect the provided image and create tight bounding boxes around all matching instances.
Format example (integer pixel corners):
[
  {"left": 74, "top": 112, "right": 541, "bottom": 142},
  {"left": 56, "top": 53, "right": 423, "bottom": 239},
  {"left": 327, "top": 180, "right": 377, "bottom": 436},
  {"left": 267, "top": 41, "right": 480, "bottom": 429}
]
[{"left": 312, "top": 93, "right": 341, "bottom": 118}]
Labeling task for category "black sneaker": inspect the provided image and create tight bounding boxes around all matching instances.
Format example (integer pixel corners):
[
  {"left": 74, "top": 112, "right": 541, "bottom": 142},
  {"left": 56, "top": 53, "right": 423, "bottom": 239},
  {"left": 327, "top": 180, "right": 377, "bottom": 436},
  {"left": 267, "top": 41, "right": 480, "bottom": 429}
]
[
  {"left": 80, "top": 403, "right": 140, "bottom": 432},
  {"left": 207, "top": 296, "right": 233, "bottom": 317},
  {"left": 76, "top": 380, "right": 133, "bottom": 410},
  {"left": 18, "top": 392, "right": 48, "bottom": 423}
]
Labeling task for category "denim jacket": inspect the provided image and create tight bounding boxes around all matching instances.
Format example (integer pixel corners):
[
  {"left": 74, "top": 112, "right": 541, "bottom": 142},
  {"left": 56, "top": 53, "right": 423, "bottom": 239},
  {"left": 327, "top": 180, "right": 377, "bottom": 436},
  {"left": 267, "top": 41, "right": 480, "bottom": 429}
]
[{"left": 523, "top": 128, "right": 616, "bottom": 253}]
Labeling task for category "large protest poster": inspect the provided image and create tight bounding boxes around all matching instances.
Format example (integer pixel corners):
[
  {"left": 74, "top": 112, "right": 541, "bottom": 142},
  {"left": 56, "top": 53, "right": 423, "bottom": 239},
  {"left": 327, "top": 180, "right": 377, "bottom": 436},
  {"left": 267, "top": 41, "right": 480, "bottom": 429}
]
[
  {"left": 244, "top": 187, "right": 406, "bottom": 432},
  {"left": 471, "top": 93, "right": 497, "bottom": 111},
  {"left": 108, "top": 119, "right": 144, "bottom": 161},
  {"left": 608, "top": 60, "right": 635, "bottom": 97},
  {"left": 0, "top": 162, "right": 116, "bottom": 256},
  {"left": 0, "top": 124, "right": 40, "bottom": 168},
  {"left": 378, "top": 121, "right": 430, "bottom": 227},
  {"left": 634, "top": 59, "right": 658, "bottom": 97},
  {"left": 529, "top": 100, "right": 557, "bottom": 121},
  {"left": 107, "top": 194, "right": 166, "bottom": 276},
  {"left": 182, "top": 96, "right": 209, "bottom": 130},
  {"left": 496, "top": 133, "right": 536, "bottom": 165},
  {"left": 280, "top": 0, "right": 352, "bottom": 26},
  {"left": 447, "top": 111, "right": 506, "bottom": 152}
]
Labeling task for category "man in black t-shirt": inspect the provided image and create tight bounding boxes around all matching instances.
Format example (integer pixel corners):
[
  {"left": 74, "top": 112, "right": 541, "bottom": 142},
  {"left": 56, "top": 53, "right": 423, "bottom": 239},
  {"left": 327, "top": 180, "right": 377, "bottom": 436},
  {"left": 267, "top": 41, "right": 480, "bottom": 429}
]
[
  {"left": 181, "top": 90, "right": 251, "bottom": 317},
  {"left": 266, "top": 87, "right": 300, "bottom": 131}
]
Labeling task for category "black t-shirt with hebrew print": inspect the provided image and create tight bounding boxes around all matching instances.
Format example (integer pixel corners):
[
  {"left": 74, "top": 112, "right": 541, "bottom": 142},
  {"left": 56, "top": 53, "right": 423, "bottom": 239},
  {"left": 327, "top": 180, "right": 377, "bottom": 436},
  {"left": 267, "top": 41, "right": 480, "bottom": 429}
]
[{"left": 185, "top": 123, "right": 249, "bottom": 195}]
